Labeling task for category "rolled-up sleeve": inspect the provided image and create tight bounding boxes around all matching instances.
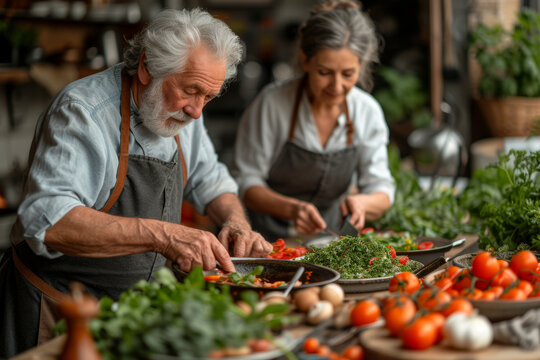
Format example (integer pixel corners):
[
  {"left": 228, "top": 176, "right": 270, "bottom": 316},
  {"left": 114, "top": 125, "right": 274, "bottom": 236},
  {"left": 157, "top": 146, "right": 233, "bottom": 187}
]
[
  {"left": 181, "top": 118, "right": 238, "bottom": 215},
  {"left": 355, "top": 100, "right": 396, "bottom": 204},
  {"left": 17, "top": 100, "right": 110, "bottom": 257}
]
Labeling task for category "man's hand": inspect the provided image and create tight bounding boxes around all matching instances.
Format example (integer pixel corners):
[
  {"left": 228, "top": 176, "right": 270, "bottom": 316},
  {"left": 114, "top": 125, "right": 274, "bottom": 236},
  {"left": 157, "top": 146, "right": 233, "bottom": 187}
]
[
  {"left": 293, "top": 201, "right": 326, "bottom": 235},
  {"left": 161, "top": 225, "right": 236, "bottom": 273},
  {"left": 218, "top": 221, "right": 272, "bottom": 258}
]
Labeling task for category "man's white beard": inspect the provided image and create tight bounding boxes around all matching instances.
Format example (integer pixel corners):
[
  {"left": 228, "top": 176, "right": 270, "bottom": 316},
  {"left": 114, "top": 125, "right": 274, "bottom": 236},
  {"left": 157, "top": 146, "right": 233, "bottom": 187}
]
[{"left": 139, "top": 77, "right": 194, "bottom": 137}]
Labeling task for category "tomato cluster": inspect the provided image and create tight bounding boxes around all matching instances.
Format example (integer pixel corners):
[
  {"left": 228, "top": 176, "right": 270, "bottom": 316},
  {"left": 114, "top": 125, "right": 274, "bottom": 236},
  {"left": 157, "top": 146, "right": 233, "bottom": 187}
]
[
  {"left": 266, "top": 238, "right": 310, "bottom": 259},
  {"left": 460, "top": 250, "right": 540, "bottom": 300},
  {"left": 379, "top": 250, "right": 540, "bottom": 350},
  {"left": 303, "top": 338, "right": 364, "bottom": 360}
]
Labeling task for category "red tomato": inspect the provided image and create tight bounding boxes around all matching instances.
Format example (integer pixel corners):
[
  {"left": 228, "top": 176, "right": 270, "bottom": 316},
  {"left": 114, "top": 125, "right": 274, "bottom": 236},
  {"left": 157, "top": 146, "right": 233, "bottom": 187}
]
[
  {"left": 316, "top": 345, "right": 331, "bottom": 357},
  {"left": 444, "top": 266, "right": 462, "bottom": 279},
  {"left": 530, "top": 284, "right": 540, "bottom": 298},
  {"left": 433, "top": 277, "right": 453, "bottom": 292},
  {"left": 383, "top": 297, "right": 416, "bottom": 336},
  {"left": 498, "top": 259, "right": 509, "bottom": 269},
  {"left": 517, "top": 280, "right": 534, "bottom": 297},
  {"left": 472, "top": 252, "right": 501, "bottom": 281},
  {"left": 453, "top": 269, "right": 472, "bottom": 291},
  {"left": 460, "top": 287, "right": 483, "bottom": 300},
  {"left": 421, "top": 312, "right": 445, "bottom": 343},
  {"left": 401, "top": 318, "right": 438, "bottom": 350},
  {"left": 479, "top": 289, "right": 498, "bottom": 300},
  {"left": 368, "top": 257, "right": 381, "bottom": 266},
  {"left": 500, "top": 287, "right": 527, "bottom": 300},
  {"left": 303, "top": 337, "right": 320, "bottom": 354},
  {"left": 510, "top": 250, "right": 538, "bottom": 282},
  {"left": 350, "top": 300, "right": 381, "bottom": 327},
  {"left": 441, "top": 298, "right": 473, "bottom": 317},
  {"left": 491, "top": 268, "right": 518, "bottom": 288},
  {"left": 388, "top": 272, "right": 421, "bottom": 294},
  {"left": 417, "top": 289, "right": 452, "bottom": 311},
  {"left": 341, "top": 345, "right": 364, "bottom": 360},
  {"left": 418, "top": 241, "right": 434, "bottom": 250}
]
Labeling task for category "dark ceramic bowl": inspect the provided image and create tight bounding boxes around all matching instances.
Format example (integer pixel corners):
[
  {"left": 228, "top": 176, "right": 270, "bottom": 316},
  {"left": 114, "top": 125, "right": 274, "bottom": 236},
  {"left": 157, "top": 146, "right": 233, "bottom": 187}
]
[
  {"left": 172, "top": 258, "right": 340, "bottom": 298},
  {"left": 396, "top": 237, "right": 456, "bottom": 265}
]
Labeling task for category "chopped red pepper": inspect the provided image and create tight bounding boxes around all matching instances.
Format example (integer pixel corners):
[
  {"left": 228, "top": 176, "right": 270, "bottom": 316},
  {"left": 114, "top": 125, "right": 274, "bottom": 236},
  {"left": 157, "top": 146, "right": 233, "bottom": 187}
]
[
  {"left": 398, "top": 256, "right": 409, "bottom": 265},
  {"left": 361, "top": 227, "right": 375, "bottom": 234}
]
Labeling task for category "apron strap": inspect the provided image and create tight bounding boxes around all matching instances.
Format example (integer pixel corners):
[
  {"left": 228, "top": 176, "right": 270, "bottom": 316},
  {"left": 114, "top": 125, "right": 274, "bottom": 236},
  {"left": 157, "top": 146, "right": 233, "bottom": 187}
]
[
  {"left": 100, "top": 71, "right": 131, "bottom": 213},
  {"left": 344, "top": 101, "right": 353, "bottom": 146},
  {"left": 288, "top": 76, "right": 354, "bottom": 146},
  {"left": 174, "top": 135, "right": 187, "bottom": 187},
  {"left": 101, "top": 72, "right": 188, "bottom": 212},
  {"left": 288, "top": 76, "right": 307, "bottom": 141},
  {"left": 11, "top": 248, "right": 69, "bottom": 303}
]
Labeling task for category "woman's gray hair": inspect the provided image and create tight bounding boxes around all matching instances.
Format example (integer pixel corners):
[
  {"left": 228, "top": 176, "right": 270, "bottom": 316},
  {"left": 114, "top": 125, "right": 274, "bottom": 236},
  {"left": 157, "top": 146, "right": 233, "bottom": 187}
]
[
  {"left": 299, "top": 0, "right": 380, "bottom": 91},
  {"left": 123, "top": 8, "right": 243, "bottom": 85}
]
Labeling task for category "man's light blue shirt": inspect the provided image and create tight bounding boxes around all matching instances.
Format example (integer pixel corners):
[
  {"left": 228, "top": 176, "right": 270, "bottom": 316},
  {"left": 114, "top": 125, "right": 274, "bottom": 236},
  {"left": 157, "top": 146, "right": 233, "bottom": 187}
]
[{"left": 12, "top": 64, "right": 238, "bottom": 258}]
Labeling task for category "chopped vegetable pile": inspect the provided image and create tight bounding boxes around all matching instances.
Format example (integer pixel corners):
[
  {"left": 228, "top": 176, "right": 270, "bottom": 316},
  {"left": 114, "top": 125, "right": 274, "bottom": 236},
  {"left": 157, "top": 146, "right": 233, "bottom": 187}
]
[
  {"left": 362, "top": 230, "right": 435, "bottom": 251},
  {"left": 301, "top": 235, "right": 421, "bottom": 279},
  {"left": 267, "top": 238, "right": 310, "bottom": 259},
  {"left": 204, "top": 265, "right": 298, "bottom": 288}
]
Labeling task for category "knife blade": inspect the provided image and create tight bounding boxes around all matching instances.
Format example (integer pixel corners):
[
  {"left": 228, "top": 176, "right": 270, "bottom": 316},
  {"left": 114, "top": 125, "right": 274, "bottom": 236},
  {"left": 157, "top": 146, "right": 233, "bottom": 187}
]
[{"left": 339, "top": 214, "right": 358, "bottom": 236}]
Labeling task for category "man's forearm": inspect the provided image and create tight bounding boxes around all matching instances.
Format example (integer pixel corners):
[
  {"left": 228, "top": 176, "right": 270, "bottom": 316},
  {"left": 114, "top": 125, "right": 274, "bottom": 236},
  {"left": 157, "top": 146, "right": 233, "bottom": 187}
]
[
  {"left": 206, "top": 193, "right": 251, "bottom": 228},
  {"left": 44, "top": 206, "right": 168, "bottom": 257}
]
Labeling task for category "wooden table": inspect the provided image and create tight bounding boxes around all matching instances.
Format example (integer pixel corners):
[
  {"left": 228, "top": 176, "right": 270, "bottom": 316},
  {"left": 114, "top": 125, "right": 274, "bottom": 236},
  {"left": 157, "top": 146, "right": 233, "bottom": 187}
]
[{"left": 15, "top": 234, "right": 539, "bottom": 360}]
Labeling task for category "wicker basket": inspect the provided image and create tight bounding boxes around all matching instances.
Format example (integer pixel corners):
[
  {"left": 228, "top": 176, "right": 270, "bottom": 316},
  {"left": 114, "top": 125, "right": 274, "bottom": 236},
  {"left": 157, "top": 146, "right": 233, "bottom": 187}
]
[{"left": 476, "top": 97, "right": 540, "bottom": 137}]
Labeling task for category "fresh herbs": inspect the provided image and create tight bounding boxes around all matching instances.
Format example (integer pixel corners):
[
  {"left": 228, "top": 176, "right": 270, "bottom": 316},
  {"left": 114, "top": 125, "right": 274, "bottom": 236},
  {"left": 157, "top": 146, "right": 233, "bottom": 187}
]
[
  {"left": 459, "top": 150, "right": 540, "bottom": 251},
  {"left": 301, "top": 235, "right": 420, "bottom": 279},
  {"left": 368, "top": 146, "right": 475, "bottom": 239},
  {"left": 228, "top": 265, "right": 264, "bottom": 286},
  {"left": 83, "top": 267, "right": 295, "bottom": 359}
]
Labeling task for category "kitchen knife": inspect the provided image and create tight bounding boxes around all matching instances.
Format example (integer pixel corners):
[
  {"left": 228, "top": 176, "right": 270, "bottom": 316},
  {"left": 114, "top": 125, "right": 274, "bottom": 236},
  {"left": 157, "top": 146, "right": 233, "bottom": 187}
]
[
  {"left": 414, "top": 238, "right": 466, "bottom": 278},
  {"left": 339, "top": 214, "right": 358, "bottom": 236}
]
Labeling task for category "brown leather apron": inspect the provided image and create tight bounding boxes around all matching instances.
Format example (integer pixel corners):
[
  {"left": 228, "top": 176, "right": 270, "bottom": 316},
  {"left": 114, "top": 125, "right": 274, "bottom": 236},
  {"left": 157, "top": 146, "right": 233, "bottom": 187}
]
[
  {"left": 0, "top": 72, "right": 187, "bottom": 357},
  {"left": 248, "top": 77, "right": 360, "bottom": 241}
]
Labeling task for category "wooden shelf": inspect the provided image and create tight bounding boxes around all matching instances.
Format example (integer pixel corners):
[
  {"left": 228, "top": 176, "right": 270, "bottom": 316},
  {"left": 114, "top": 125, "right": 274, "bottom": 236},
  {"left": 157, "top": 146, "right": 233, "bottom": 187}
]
[{"left": 0, "top": 67, "right": 31, "bottom": 84}]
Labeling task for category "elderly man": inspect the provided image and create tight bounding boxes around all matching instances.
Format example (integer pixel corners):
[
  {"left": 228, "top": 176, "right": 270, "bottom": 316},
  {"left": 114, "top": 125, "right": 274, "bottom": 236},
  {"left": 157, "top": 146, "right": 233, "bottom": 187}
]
[{"left": 0, "top": 8, "right": 272, "bottom": 357}]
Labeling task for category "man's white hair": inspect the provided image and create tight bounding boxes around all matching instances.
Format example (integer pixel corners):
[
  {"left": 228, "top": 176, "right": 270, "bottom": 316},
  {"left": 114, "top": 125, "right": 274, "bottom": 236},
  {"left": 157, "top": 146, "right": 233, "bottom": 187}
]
[{"left": 123, "top": 8, "right": 243, "bottom": 84}]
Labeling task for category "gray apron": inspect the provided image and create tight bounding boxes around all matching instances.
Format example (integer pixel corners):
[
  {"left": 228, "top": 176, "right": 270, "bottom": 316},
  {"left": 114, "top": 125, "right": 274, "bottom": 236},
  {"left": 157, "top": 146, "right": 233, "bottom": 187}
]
[
  {"left": 0, "top": 72, "right": 187, "bottom": 357},
  {"left": 248, "top": 77, "right": 360, "bottom": 241}
]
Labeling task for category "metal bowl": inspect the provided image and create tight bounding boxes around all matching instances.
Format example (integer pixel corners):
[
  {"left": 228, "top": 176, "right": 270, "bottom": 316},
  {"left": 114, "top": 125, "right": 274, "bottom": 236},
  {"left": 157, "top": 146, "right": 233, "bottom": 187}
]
[
  {"left": 336, "top": 259, "right": 423, "bottom": 293},
  {"left": 172, "top": 258, "right": 340, "bottom": 298}
]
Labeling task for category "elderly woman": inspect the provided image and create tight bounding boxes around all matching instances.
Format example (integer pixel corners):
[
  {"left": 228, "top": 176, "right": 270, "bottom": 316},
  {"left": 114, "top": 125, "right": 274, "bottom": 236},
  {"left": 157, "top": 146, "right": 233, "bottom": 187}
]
[
  {"left": 232, "top": 0, "right": 395, "bottom": 241},
  {"left": 0, "top": 8, "right": 271, "bottom": 357}
]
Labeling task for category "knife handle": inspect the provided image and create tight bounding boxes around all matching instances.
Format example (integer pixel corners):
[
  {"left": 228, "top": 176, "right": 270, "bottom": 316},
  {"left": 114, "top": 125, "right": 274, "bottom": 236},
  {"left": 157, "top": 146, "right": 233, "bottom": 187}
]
[{"left": 414, "top": 256, "right": 448, "bottom": 278}]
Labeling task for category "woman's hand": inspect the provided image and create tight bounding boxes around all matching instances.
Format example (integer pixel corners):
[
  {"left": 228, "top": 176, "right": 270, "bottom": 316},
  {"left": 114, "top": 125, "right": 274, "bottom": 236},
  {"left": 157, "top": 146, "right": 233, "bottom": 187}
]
[
  {"left": 293, "top": 201, "right": 326, "bottom": 235},
  {"left": 340, "top": 192, "right": 391, "bottom": 231},
  {"left": 340, "top": 196, "right": 367, "bottom": 231}
]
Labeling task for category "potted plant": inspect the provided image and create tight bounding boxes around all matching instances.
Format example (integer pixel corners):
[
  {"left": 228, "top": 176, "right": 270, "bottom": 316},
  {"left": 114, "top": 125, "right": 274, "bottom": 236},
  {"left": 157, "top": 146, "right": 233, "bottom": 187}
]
[
  {"left": 469, "top": 8, "right": 540, "bottom": 137},
  {"left": 373, "top": 66, "right": 432, "bottom": 157},
  {"left": 0, "top": 19, "right": 38, "bottom": 66}
]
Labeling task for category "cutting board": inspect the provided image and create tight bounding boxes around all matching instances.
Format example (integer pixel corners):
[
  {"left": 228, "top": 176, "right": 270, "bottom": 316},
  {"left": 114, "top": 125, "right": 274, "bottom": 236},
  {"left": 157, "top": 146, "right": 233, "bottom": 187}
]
[{"left": 359, "top": 327, "right": 540, "bottom": 360}]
